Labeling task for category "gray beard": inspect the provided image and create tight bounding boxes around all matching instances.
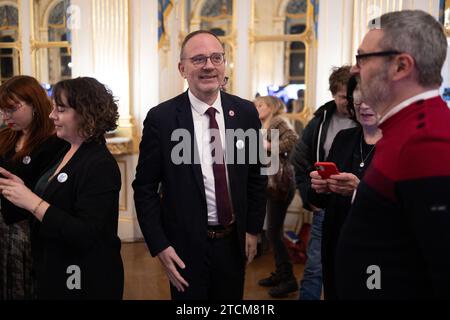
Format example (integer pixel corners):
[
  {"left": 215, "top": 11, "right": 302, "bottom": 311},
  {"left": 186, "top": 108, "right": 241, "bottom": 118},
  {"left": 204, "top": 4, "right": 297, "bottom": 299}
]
[{"left": 361, "top": 71, "right": 391, "bottom": 114}]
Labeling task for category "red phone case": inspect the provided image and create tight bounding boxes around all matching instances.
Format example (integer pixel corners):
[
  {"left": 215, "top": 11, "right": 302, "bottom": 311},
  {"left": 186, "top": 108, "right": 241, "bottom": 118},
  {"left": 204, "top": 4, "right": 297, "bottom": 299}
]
[{"left": 314, "top": 162, "right": 339, "bottom": 179}]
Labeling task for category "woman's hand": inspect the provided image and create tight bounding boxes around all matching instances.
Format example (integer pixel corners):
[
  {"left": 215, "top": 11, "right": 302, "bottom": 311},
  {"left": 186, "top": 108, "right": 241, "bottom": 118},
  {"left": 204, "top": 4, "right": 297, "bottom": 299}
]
[
  {"left": 310, "top": 170, "right": 330, "bottom": 193},
  {"left": 327, "top": 173, "right": 360, "bottom": 196},
  {"left": 0, "top": 166, "right": 24, "bottom": 186},
  {"left": 0, "top": 167, "right": 45, "bottom": 218}
]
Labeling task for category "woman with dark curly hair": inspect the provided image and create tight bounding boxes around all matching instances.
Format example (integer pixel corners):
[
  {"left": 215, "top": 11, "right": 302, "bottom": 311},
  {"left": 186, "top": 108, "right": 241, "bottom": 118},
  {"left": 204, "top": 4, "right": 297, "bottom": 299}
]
[{"left": 0, "top": 77, "right": 124, "bottom": 300}]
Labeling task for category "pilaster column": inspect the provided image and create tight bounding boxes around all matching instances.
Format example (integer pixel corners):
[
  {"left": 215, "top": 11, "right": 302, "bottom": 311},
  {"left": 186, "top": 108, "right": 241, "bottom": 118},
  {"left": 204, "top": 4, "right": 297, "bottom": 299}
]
[
  {"left": 234, "top": 0, "right": 251, "bottom": 99},
  {"left": 19, "top": 0, "right": 32, "bottom": 75},
  {"left": 91, "top": 0, "right": 131, "bottom": 126}
]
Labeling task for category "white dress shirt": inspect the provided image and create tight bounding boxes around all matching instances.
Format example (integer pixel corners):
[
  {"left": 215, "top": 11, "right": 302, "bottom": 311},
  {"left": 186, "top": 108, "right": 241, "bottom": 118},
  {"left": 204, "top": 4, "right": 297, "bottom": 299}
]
[{"left": 189, "top": 90, "right": 232, "bottom": 226}]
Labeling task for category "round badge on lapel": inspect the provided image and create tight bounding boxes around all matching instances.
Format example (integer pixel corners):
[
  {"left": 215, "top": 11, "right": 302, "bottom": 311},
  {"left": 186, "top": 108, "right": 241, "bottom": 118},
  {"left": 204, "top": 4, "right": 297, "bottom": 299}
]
[
  {"left": 229, "top": 110, "right": 235, "bottom": 117},
  {"left": 236, "top": 139, "right": 244, "bottom": 149},
  {"left": 22, "top": 156, "right": 31, "bottom": 165},
  {"left": 57, "top": 173, "right": 68, "bottom": 183}
]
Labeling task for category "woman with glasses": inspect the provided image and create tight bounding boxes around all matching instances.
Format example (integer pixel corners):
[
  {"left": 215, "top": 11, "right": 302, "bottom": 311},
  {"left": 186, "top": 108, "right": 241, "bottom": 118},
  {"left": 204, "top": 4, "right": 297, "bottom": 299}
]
[
  {"left": 307, "top": 76, "right": 382, "bottom": 299},
  {"left": 0, "top": 77, "right": 123, "bottom": 300},
  {"left": 0, "top": 75, "right": 66, "bottom": 300}
]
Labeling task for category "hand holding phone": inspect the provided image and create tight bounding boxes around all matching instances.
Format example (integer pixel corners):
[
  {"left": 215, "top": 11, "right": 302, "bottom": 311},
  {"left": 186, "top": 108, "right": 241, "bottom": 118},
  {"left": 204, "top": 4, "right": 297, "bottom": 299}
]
[{"left": 314, "top": 162, "right": 340, "bottom": 179}]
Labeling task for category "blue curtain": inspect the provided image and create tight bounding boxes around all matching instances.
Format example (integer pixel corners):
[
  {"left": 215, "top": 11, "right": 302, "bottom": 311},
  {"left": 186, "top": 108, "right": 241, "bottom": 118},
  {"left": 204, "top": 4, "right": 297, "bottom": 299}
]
[{"left": 158, "top": 0, "right": 173, "bottom": 47}]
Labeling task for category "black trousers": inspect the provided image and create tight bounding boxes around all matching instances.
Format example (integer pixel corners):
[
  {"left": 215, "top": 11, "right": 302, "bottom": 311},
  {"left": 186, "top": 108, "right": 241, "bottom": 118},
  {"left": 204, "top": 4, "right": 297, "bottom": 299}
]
[
  {"left": 266, "top": 185, "right": 295, "bottom": 276},
  {"left": 170, "top": 229, "right": 245, "bottom": 300}
]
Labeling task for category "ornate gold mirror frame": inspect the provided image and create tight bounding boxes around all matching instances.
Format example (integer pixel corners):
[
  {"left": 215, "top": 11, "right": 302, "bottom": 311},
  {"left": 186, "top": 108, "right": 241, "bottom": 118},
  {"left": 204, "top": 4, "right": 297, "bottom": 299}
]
[
  {"left": 249, "top": 0, "right": 316, "bottom": 128},
  {"left": 29, "top": 0, "right": 71, "bottom": 83}
]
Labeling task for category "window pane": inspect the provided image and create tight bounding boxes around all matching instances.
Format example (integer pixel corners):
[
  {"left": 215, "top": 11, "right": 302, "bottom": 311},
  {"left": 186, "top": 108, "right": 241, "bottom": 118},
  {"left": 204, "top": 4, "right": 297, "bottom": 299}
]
[
  {"left": 36, "top": 47, "right": 72, "bottom": 84},
  {"left": 0, "top": 5, "right": 19, "bottom": 40},
  {"left": 0, "top": 47, "right": 20, "bottom": 83}
]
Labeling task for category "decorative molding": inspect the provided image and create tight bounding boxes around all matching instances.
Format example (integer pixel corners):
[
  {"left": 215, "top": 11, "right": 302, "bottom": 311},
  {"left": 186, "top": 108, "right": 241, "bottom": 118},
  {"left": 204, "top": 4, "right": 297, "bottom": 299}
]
[{"left": 106, "top": 137, "right": 133, "bottom": 155}]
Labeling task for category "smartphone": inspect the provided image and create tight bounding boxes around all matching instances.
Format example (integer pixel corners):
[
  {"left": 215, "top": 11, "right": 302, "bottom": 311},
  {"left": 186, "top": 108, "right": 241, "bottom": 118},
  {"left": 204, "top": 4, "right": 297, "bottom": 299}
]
[{"left": 314, "top": 162, "right": 340, "bottom": 179}]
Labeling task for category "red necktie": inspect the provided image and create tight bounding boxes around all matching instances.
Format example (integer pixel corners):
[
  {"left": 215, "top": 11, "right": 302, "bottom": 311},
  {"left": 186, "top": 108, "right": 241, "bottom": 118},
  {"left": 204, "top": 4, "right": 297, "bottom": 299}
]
[{"left": 205, "top": 107, "right": 233, "bottom": 226}]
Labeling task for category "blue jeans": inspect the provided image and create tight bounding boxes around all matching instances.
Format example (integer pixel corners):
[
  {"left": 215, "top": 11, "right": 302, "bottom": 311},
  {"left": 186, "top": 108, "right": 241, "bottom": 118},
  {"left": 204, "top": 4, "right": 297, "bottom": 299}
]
[{"left": 298, "top": 209, "right": 324, "bottom": 300}]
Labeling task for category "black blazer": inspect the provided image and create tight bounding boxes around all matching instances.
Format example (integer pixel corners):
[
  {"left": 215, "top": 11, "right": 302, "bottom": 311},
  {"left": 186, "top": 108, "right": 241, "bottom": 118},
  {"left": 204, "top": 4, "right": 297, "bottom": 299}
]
[
  {"left": 133, "top": 91, "right": 267, "bottom": 279},
  {"left": 32, "top": 140, "right": 124, "bottom": 300},
  {"left": 0, "top": 134, "right": 67, "bottom": 224},
  {"left": 308, "top": 126, "right": 374, "bottom": 299}
]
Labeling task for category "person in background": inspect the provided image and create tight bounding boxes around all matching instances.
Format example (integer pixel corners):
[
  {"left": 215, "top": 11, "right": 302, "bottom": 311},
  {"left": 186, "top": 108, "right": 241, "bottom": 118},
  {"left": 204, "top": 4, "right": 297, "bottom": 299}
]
[
  {"left": 293, "top": 89, "right": 305, "bottom": 114},
  {"left": 286, "top": 99, "right": 294, "bottom": 113},
  {"left": 0, "top": 77, "right": 124, "bottom": 299},
  {"left": 307, "top": 76, "right": 382, "bottom": 299},
  {"left": 336, "top": 10, "right": 450, "bottom": 299},
  {"left": 255, "top": 96, "right": 299, "bottom": 298},
  {"left": 0, "top": 75, "right": 66, "bottom": 300},
  {"left": 291, "top": 65, "right": 356, "bottom": 300},
  {"left": 292, "top": 89, "right": 306, "bottom": 136}
]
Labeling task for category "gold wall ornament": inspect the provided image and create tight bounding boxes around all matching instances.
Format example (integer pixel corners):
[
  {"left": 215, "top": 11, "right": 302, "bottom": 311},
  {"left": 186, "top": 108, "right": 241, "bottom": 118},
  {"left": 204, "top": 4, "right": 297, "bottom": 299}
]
[{"left": 106, "top": 137, "right": 133, "bottom": 156}]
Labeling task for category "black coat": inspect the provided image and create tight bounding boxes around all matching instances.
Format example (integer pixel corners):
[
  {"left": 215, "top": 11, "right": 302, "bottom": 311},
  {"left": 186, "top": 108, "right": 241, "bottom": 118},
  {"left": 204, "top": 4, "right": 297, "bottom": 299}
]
[
  {"left": 291, "top": 101, "right": 338, "bottom": 209},
  {"left": 0, "top": 134, "right": 67, "bottom": 224},
  {"left": 32, "top": 140, "right": 124, "bottom": 300},
  {"left": 133, "top": 91, "right": 267, "bottom": 281},
  {"left": 308, "top": 126, "right": 373, "bottom": 299}
]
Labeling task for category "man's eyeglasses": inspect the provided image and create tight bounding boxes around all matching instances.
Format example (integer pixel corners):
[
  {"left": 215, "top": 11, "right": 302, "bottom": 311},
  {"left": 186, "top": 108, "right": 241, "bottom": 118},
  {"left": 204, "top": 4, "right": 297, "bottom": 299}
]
[
  {"left": 182, "top": 52, "right": 225, "bottom": 67},
  {"left": 355, "top": 50, "right": 401, "bottom": 67},
  {"left": 0, "top": 103, "right": 24, "bottom": 117}
]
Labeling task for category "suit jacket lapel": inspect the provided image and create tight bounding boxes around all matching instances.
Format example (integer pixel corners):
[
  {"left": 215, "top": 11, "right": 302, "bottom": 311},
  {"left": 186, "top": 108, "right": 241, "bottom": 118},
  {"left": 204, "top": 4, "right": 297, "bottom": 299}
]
[
  {"left": 176, "top": 91, "right": 206, "bottom": 201},
  {"left": 221, "top": 92, "right": 240, "bottom": 209}
]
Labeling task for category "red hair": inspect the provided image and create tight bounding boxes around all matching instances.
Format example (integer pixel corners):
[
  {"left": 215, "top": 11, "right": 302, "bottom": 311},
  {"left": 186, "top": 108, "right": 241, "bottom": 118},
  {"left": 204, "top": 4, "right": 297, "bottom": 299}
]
[{"left": 0, "top": 76, "right": 55, "bottom": 161}]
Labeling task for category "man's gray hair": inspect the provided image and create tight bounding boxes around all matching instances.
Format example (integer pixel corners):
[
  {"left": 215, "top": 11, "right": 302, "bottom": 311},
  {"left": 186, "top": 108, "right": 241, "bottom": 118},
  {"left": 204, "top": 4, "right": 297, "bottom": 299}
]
[{"left": 370, "top": 10, "right": 447, "bottom": 87}]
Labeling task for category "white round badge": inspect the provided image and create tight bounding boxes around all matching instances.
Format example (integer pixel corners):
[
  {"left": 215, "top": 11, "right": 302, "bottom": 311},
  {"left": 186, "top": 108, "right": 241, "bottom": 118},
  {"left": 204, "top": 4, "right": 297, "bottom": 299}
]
[
  {"left": 57, "top": 173, "right": 68, "bottom": 183},
  {"left": 22, "top": 156, "right": 31, "bottom": 165},
  {"left": 236, "top": 140, "right": 245, "bottom": 150}
]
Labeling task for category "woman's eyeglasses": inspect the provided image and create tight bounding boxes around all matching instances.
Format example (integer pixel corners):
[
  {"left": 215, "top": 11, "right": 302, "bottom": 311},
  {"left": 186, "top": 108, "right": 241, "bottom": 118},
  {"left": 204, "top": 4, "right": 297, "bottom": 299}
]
[{"left": 0, "top": 103, "right": 24, "bottom": 117}]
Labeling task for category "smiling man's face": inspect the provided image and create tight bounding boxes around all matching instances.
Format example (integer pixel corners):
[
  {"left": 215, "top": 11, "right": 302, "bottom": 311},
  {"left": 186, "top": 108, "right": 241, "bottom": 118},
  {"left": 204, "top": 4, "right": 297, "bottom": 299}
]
[{"left": 178, "top": 33, "right": 226, "bottom": 104}]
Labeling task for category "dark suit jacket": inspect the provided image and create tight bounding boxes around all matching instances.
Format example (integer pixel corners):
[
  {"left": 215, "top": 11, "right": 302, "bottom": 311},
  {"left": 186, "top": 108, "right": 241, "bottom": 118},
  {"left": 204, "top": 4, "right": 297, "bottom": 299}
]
[
  {"left": 133, "top": 90, "right": 267, "bottom": 280},
  {"left": 0, "top": 134, "right": 67, "bottom": 224},
  {"left": 32, "top": 140, "right": 124, "bottom": 300}
]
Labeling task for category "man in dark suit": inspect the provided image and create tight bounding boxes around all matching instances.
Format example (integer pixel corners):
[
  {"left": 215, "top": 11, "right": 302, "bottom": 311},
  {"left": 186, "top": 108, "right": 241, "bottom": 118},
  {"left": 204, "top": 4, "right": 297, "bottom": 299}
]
[{"left": 133, "top": 30, "right": 267, "bottom": 300}]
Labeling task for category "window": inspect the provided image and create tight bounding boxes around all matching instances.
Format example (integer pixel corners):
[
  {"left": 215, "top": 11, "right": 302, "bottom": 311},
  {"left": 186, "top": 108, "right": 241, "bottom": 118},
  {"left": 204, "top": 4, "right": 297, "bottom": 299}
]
[{"left": 0, "top": 4, "right": 20, "bottom": 83}]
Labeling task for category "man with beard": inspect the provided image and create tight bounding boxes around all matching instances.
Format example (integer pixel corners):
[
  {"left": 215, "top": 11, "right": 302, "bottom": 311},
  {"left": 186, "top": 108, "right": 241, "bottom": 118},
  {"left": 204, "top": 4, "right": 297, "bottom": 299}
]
[{"left": 335, "top": 10, "right": 450, "bottom": 299}]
